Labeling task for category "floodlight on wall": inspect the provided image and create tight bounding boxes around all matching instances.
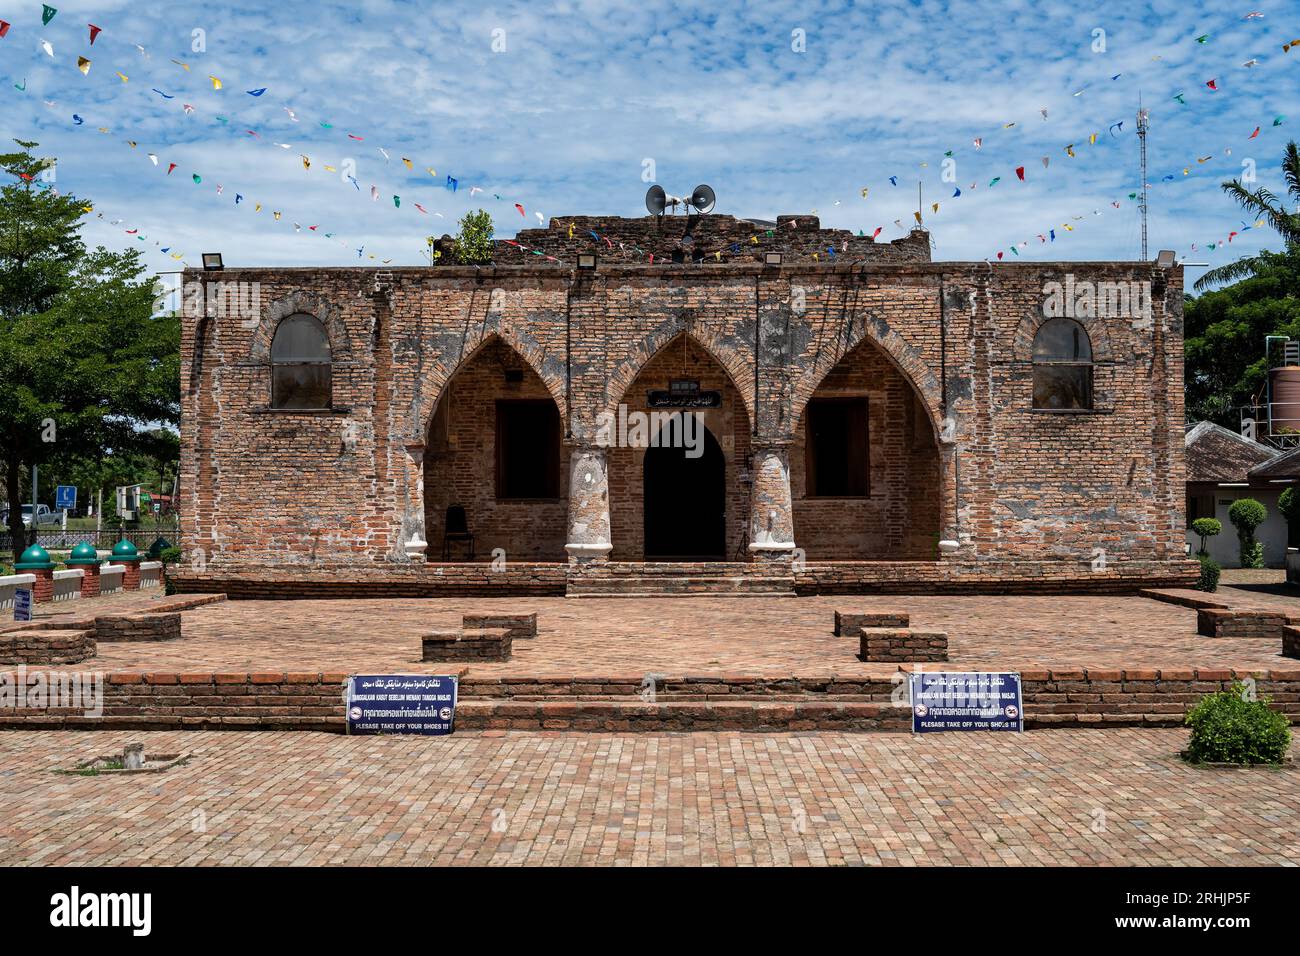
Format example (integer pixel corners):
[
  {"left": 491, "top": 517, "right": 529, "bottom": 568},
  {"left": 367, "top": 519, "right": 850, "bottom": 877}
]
[
  {"left": 202, "top": 252, "right": 224, "bottom": 271},
  {"left": 577, "top": 253, "right": 598, "bottom": 270},
  {"left": 764, "top": 252, "right": 783, "bottom": 266},
  {"left": 1156, "top": 249, "right": 1176, "bottom": 268}
]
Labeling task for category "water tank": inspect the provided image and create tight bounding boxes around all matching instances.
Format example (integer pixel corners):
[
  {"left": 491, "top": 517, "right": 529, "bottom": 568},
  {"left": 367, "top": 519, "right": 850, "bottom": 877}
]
[{"left": 1270, "top": 366, "right": 1300, "bottom": 434}]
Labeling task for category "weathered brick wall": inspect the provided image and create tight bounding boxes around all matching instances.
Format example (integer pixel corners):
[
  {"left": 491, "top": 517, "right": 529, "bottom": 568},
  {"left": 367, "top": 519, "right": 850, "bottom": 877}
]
[
  {"left": 491, "top": 215, "right": 932, "bottom": 266},
  {"left": 178, "top": 244, "right": 1187, "bottom": 581}
]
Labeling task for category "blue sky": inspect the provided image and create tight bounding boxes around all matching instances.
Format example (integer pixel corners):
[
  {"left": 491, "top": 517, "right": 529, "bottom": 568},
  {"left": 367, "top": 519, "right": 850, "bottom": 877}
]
[{"left": 2, "top": 0, "right": 1298, "bottom": 288}]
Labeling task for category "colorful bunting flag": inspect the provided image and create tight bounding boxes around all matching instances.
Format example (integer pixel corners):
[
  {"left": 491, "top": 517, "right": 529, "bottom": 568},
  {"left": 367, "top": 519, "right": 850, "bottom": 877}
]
[
  {"left": 42, "top": 5, "right": 57, "bottom": 26},
  {"left": 88, "top": 24, "right": 101, "bottom": 45}
]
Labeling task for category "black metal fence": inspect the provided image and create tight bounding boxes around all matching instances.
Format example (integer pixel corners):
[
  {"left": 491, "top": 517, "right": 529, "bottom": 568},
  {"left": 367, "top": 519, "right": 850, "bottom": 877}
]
[{"left": 0, "top": 529, "right": 178, "bottom": 555}]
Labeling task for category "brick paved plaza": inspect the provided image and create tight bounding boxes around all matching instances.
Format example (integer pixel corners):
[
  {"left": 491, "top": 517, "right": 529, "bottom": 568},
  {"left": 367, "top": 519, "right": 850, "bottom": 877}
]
[
  {"left": 1, "top": 728, "right": 1296, "bottom": 866},
  {"left": 18, "top": 587, "right": 1297, "bottom": 677}
]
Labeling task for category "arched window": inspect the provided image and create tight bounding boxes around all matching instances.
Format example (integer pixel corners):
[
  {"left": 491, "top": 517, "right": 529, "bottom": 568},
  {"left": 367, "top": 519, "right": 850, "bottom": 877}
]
[
  {"left": 271, "top": 314, "right": 332, "bottom": 409},
  {"left": 1032, "top": 318, "right": 1093, "bottom": 410}
]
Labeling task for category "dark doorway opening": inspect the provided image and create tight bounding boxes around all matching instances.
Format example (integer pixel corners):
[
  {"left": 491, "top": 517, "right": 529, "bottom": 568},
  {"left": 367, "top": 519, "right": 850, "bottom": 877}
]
[{"left": 643, "top": 425, "right": 725, "bottom": 560}]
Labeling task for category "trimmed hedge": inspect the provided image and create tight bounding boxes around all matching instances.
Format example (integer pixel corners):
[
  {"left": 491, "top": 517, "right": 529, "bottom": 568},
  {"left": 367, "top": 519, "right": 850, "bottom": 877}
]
[{"left": 1184, "top": 682, "right": 1291, "bottom": 765}]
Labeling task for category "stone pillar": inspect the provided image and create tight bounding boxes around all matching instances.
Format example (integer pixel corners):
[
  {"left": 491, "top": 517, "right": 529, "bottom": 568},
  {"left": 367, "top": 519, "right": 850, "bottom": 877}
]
[
  {"left": 14, "top": 545, "right": 55, "bottom": 603},
  {"left": 747, "top": 442, "right": 796, "bottom": 566},
  {"left": 67, "top": 541, "right": 103, "bottom": 597},
  {"left": 937, "top": 426, "right": 962, "bottom": 556},
  {"left": 401, "top": 442, "right": 429, "bottom": 560},
  {"left": 565, "top": 444, "right": 613, "bottom": 565},
  {"left": 122, "top": 559, "right": 142, "bottom": 590},
  {"left": 29, "top": 567, "right": 55, "bottom": 603}
]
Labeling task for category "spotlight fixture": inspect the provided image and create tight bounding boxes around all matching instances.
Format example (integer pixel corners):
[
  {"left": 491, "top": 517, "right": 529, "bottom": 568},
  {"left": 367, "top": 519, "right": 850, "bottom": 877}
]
[
  {"left": 764, "top": 252, "right": 783, "bottom": 266},
  {"left": 1155, "top": 249, "right": 1176, "bottom": 268},
  {"left": 577, "top": 253, "right": 598, "bottom": 270},
  {"left": 202, "top": 252, "right": 224, "bottom": 271}
]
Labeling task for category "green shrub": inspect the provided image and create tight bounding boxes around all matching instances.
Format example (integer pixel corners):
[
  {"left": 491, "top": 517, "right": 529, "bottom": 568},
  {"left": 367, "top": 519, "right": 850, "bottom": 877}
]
[
  {"left": 1195, "top": 555, "right": 1221, "bottom": 592},
  {"left": 1191, "top": 517, "right": 1222, "bottom": 557},
  {"left": 159, "top": 546, "right": 182, "bottom": 565},
  {"left": 1228, "top": 498, "right": 1268, "bottom": 568},
  {"left": 1184, "top": 682, "right": 1292, "bottom": 765}
]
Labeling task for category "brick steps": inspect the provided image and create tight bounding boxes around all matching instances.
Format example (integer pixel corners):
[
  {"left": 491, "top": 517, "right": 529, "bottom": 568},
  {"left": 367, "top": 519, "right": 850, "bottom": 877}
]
[
  {"left": 454, "top": 698, "right": 908, "bottom": 731},
  {"left": 566, "top": 574, "right": 796, "bottom": 597}
]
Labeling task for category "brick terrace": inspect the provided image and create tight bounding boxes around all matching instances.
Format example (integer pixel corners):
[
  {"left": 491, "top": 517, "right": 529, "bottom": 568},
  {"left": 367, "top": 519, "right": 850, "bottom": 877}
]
[
  {"left": 23, "top": 591, "right": 1295, "bottom": 677},
  {"left": 1, "top": 729, "right": 1295, "bottom": 865}
]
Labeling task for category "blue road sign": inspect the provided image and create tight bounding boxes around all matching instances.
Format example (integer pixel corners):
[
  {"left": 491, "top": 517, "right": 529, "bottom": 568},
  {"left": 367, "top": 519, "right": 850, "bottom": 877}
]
[{"left": 55, "top": 485, "right": 77, "bottom": 510}]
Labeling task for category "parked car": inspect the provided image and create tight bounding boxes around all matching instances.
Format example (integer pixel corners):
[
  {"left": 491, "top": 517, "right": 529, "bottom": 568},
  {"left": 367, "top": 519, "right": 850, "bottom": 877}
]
[{"left": 20, "top": 505, "right": 61, "bottom": 529}]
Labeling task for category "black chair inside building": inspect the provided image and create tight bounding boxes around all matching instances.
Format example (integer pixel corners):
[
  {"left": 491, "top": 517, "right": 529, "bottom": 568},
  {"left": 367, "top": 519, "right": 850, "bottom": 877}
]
[{"left": 441, "top": 504, "right": 475, "bottom": 560}]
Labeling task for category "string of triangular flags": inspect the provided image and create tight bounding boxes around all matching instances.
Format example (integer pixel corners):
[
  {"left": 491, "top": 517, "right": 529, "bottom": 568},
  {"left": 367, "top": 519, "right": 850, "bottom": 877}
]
[
  {"left": 0, "top": 5, "right": 548, "bottom": 231},
  {"left": 5, "top": 4, "right": 1288, "bottom": 239},
  {"left": 990, "top": 112, "right": 1288, "bottom": 260}
]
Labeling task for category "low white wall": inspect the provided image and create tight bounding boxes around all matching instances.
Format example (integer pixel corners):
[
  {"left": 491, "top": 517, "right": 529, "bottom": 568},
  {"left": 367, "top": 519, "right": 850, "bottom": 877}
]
[
  {"left": 99, "top": 563, "right": 126, "bottom": 595},
  {"left": 0, "top": 573, "right": 37, "bottom": 610},
  {"left": 140, "top": 561, "right": 163, "bottom": 589},
  {"left": 52, "top": 568, "right": 84, "bottom": 602}
]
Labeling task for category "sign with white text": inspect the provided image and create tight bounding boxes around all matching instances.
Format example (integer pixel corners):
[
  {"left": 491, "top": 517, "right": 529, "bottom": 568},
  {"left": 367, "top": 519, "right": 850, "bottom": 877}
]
[
  {"left": 345, "top": 674, "right": 458, "bottom": 735},
  {"left": 908, "top": 672, "right": 1023, "bottom": 733}
]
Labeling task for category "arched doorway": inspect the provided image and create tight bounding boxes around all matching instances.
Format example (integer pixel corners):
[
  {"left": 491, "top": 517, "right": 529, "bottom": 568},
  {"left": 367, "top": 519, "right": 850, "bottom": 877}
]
[
  {"left": 790, "top": 335, "right": 940, "bottom": 559},
  {"left": 643, "top": 425, "right": 726, "bottom": 560},
  {"left": 424, "top": 336, "right": 568, "bottom": 560}
]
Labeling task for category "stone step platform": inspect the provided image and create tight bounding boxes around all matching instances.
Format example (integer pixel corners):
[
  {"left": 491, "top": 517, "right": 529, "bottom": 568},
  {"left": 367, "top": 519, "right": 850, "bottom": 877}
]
[
  {"left": 5, "top": 668, "right": 1297, "bottom": 733},
  {"left": 453, "top": 698, "right": 908, "bottom": 732},
  {"left": 566, "top": 567, "right": 796, "bottom": 597}
]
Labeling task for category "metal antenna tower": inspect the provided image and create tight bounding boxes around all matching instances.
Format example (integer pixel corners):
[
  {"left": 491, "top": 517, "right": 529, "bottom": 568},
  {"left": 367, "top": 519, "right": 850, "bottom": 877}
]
[{"left": 1137, "top": 95, "right": 1150, "bottom": 260}]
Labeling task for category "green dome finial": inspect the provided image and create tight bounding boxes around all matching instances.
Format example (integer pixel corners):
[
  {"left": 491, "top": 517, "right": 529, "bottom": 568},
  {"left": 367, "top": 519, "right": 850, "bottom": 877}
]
[
  {"left": 66, "top": 541, "right": 102, "bottom": 566},
  {"left": 111, "top": 538, "right": 140, "bottom": 561},
  {"left": 15, "top": 544, "right": 54, "bottom": 570}
]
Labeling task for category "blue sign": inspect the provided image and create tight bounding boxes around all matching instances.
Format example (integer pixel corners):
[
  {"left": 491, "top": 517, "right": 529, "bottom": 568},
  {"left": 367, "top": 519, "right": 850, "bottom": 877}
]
[
  {"left": 55, "top": 485, "right": 76, "bottom": 510},
  {"left": 13, "top": 588, "right": 32, "bottom": 622},
  {"left": 346, "top": 674, "right": 458, "bottom": 735},
  {"left": 908, "top": 672, "right": 1023, "bottom": 733}
]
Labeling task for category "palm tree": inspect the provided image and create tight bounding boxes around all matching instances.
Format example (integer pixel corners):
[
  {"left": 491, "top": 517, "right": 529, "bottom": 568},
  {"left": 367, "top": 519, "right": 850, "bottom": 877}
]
[{"left": 1193, "top": 140, "right": 1300, "bottom": 291}]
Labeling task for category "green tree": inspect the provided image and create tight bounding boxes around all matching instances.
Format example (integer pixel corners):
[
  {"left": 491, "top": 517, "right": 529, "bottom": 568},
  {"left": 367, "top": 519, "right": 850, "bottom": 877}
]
[
  {"left": 1193, "top": 141, "right": 1300, "bottom": 292},
  {"left": 0, "top": 140, "right": 179, "bottom": 551},
  {"left": 1227, "top": 498, "right": 1267, "bottom": 568},
  {"left": 1191, "top": 517, "right": 1222, "bottom": 557},
  {"left": 1184, "top": 142, "right": 1300, "bottom": 426},
  {"left": 453, "top": 209, "right": 495, "bottom": 265}
]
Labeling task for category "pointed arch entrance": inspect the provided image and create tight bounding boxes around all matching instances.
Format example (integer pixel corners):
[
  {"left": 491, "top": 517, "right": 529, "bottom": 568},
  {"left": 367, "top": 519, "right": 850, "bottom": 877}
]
[
  {"left": 791, "top": 334, "right": 941, "bottom": 559},
  {"left": 644, "top": 425, "right": 726, "bottom": 560},
  {"left": 607, "top": 333, "right": 751, "bottom": 561},
  {"left": 423, "top": 336, "right": 568, "bottom": 560}
]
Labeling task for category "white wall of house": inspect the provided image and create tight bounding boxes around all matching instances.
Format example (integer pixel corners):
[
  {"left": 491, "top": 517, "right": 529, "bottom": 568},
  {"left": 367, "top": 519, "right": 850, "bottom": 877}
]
[{"left": 1186, "top": 488, "right": 1290, "bottom": 567}]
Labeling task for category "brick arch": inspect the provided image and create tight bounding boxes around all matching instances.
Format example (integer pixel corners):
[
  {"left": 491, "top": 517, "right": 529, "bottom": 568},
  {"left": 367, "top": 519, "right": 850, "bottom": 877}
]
[
  {"left": 601, "top": 321, "right": 756, "bottom": 426},
  {"left": 788, "top": 310, "right": 944, "bottom": 437},
  {"left": 410, "top": 328, "right": 567, "bottom": 443},
  {"left": 248, "top": 291, "right": 351, "bottom": 364},
  {"left": 1012, "top": 309, "right": 1115, "bottom": 364}
]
